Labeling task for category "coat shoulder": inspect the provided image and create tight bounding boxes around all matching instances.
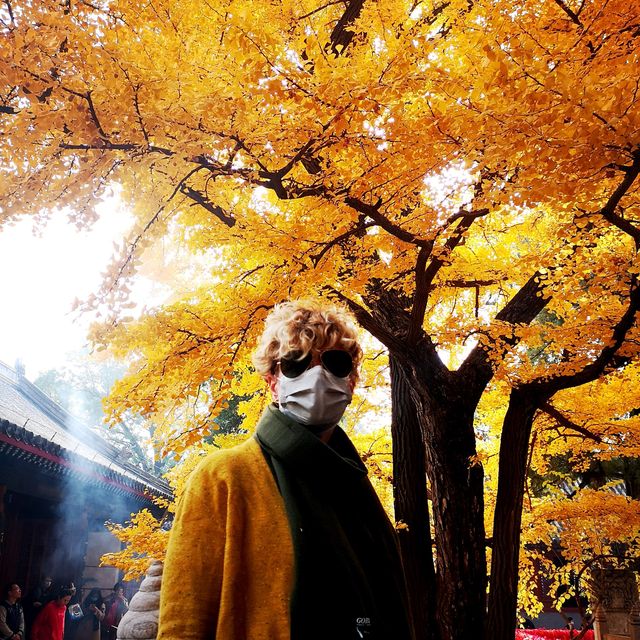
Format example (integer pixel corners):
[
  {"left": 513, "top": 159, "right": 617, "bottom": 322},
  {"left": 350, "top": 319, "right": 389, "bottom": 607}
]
[
  {"left": 195, "top": 435, "right": 262, "bottom": 470},
  {"left": 186, "top": 436, "right": 269, "bottom": 491}
]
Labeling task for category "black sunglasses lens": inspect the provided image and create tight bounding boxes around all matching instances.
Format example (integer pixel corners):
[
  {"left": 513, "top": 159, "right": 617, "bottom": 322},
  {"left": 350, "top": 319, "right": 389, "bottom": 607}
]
[
  {"left": 321, "top": 350, "right": 353, "bottom": 378},
  {"left": 280, "top": 353, "right": 312, "bottom": 378}
]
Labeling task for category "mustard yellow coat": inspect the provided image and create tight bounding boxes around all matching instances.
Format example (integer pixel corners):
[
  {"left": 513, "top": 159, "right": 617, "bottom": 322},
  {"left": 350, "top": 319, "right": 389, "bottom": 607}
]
[{"left": 157, "top": 437, "right": 294, "bottom": 640}]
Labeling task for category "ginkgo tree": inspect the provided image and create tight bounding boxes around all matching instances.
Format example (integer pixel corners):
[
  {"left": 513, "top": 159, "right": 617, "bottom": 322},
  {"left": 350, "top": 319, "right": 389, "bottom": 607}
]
[{"left": 2, "top": 1, "right": 640, "bottom": 639}]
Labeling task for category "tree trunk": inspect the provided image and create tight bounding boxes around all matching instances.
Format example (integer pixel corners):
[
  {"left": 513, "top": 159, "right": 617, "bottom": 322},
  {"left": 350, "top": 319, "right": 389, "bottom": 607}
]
[
  {"left": 390, "top": 355, "right": 439, "bottom": 640},
  {"left": 408, "top": 361, "right": 488, "bottom": 640},
  {"left": 486, "top": 388, "right": 542, "bottom": 640},
  {"left": 348, "top": 272, "right": 551, "bottom": 640}
]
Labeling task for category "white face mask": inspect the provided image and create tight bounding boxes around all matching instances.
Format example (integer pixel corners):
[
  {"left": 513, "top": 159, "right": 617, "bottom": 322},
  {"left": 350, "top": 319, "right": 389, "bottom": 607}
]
[{"left": 278, "top": 365, "right": 353, "bottom": 427}]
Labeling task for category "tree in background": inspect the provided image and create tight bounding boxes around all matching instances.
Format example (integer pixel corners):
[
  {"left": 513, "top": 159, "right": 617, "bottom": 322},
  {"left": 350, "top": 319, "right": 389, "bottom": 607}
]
[
  {"left": 517, "top": 373, "right": 640, "bottom": 626},
  {"left": 33, "top": 353, "right": 249, "bottom": 474},
  {"left": 3, "top": 2, "right": 640, "bottom": 639},
  {"left": 32, "top": 354, "right": 170, "bottom": 473}
]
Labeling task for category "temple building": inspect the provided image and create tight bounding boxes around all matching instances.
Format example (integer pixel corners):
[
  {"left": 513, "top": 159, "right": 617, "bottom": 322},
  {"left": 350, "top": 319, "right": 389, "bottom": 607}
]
[{"left": 0, "top": 360, "right": 171, "bottom": 594}]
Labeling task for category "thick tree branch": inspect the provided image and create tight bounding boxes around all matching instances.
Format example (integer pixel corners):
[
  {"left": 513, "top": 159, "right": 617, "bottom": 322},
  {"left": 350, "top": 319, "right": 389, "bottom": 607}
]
[
  {"left": 132, "top": 85, "right": 150, "bottom": 145},
  {"left": 2, "top": 0, "right": 15, "bottom": 26},
  {"left": 179, "top": 185, "right": 236, "bottom": 227},
  {"left": 552, "top": 0, "right": 583, "bottom": 27},
  {"left": 598, "top": 149, "right": 640, "bottom": 248},
  {"left": 458, "top": 271, "right": 550, "bottom": 385},
  {"left": 531, "top": 277, "right": 640, "bottom": 395},
  {"left": 262, "top": 174, "right": 327, "bottom": 199},
  {"left": 360, "top": 282, "right": 449, "bottom": 380},
  {"left": 60, "top": 141, "right": 173, "bottom": 155},
  {"left": 85, "top": 90, "right": 108, "bottom": 140},
  {"left": 440, "top": 278, "right": 502, "bottom": 287},
  {"left": 0, "top": 105, "right": 18, "bottom": 114},
  {"left": 329, "top": 0, "right": 365, "bottom": 55},
  {"left": 445, "top": 207, "right": 490, "bottom": 225},
  {"left": 271, "top": 130, "right": 329, "bottom": 180},
  {"left": 344, "top": 196, "right": 431, "bottom": 246},
  {"left": 407, "top": 244, "right": 431, "bottom": 344},
  {"left": 421, "top": 209, "right": 488, "bottom": 295},
  {"left": 539, "top": 402, "right": 603, "bottom": 443},
  {"left": 310, "top": 217, "right": 374, "bottom": 266},
  {"left": 493, "top": 273, "right": 550, "bottom": 325},
  {"left": 325, "top": 287, "right": 406, "bottom": 352}
]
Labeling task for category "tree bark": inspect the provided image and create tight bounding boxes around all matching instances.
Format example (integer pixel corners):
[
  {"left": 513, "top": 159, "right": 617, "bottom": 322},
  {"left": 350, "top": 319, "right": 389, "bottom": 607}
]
[
  {"left": 329, "top": 0, "right": 366, "bottom": 54},
  {"left": 347, "top": 277, "right": 551, "bottom": 640},
  {"left": 486, "top": 387, "right": 544, "bottom": 640},
  {"left": 408, "top": 358, "right": 487, "bottom": 640},
  {"left": 390, "top": 355, "right": 439, "bottom": 640}
]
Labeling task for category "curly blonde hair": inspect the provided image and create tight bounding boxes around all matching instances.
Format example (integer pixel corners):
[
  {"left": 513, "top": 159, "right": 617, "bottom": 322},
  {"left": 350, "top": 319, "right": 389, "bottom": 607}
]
[{"left": 252, "top": 299, "right": 362, "bottom": 380}]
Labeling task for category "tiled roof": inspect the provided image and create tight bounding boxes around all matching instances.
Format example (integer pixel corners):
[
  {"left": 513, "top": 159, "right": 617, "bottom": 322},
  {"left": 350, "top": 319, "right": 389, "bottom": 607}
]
[{"left": 0, "top": 361, "right": 171, "bottom": 502}]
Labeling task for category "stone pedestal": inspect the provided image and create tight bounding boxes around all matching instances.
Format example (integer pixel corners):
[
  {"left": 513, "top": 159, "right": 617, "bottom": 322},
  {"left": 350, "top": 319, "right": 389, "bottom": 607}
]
[
  {"left": 591, "top": 569, "right": 639, "bottom": 640},
  {"left": 629, "top": 601, "right": 640, "bottom": 640},
  {"left": 117, "top": 561, "right": 162, "bottom": 640},
  {"left": 595, "top": 603, "right": 609, "bottom": 640}
]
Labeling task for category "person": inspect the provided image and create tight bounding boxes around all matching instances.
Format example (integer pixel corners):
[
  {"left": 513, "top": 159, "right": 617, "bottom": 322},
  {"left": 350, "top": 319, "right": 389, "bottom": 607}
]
[
  {"left": 76, "top": 590, "right": 104, "bottom": 640},
  {"left": 64, "top": 582, "right": 84, "bottom": 640},
  {"left": 158, "top": 299, "right": 414, "bottom": 640},
  {"left": 566, "top": 616, "right": 576, "bottom": 637},
  {"left": 64, "top": 582, "right": 83, "bottom": 640},
  {"left": 24, "top": 577, "right": 53, "bottom": 634},
  {"left": 31, "top": 588, "right": 72, "bottom": 640},
  {"left": 101, "top": 585, "right": 127, "bottom": 640},
  {"left": 0, "top": 583, "right": 24, "bottom": 640}
]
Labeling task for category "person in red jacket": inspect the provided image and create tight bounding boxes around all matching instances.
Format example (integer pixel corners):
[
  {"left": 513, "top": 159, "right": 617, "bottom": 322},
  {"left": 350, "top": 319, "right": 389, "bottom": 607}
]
[{"left": 31, "top": 588, "right": 72, "bottom": 640}]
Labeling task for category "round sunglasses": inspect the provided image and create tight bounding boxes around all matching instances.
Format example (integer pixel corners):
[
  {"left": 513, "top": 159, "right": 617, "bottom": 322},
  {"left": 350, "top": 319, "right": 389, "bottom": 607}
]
[{"left": 277, "top": 350, "right": 354, "bottom": 379}]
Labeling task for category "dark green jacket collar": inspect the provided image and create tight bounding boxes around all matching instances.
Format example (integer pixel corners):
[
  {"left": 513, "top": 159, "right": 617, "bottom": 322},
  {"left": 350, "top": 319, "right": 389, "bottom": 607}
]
[{"left": 255, "top": 404, "right": 366, "bottom": 486}]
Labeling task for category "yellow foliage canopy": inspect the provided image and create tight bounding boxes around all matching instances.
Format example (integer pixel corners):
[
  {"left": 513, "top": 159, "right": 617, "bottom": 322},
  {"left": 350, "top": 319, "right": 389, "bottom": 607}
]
[{"left": 3, "top": 0, "right": 640, "bottom": 626}]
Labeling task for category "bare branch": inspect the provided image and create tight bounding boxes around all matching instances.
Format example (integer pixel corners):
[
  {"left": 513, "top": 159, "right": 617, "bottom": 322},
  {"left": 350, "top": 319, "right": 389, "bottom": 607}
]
[
  {"left": 3, "top": 0, "right": 15, "bottom": 26},
  {"left": 175, "top": 328, "right": 219, "bottom": 344},
  {"left": 446, "top": 207, "right": 490, "bottom": 225},
  {"left": 132, "top": 85, "right": 150, "bottom": 145},
  {"left": 439, "top": 278, "right": 502, "bottom": 288},
  {"left": 60, "top": 141, "right": 172, "bottom": 156}
]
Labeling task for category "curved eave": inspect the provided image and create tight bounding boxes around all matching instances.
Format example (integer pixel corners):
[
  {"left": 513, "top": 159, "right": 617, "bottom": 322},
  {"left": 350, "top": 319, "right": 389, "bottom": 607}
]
[{"left": 0, "top": 418, "right": 172, "bottom": 503}]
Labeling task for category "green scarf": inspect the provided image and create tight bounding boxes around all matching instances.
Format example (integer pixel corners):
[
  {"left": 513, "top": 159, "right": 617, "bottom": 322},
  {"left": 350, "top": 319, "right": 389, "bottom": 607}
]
[{"left": 255, "top": 405, "right": 414, "bottom": 640}]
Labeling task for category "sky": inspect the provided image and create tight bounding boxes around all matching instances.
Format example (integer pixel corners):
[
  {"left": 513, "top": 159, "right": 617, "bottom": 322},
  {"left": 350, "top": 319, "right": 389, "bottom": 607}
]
[{"left": 0, "top": 199, "right": 133, "bottom": 379}]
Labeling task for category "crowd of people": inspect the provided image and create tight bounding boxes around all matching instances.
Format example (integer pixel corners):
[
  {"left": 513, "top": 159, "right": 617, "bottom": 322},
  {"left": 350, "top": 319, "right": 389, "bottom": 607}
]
[{"left": 0, "top": 580, "right": 129, "bottom": 640}]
